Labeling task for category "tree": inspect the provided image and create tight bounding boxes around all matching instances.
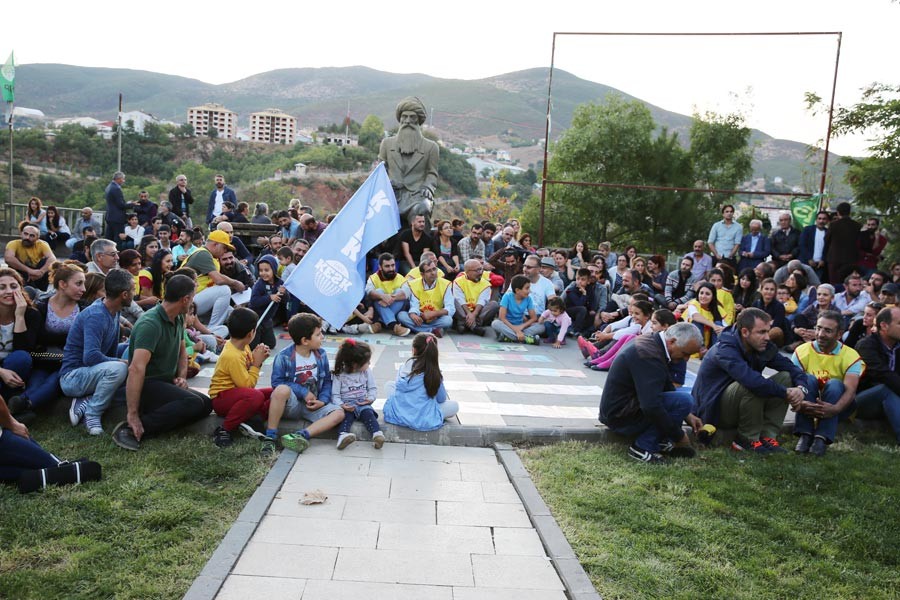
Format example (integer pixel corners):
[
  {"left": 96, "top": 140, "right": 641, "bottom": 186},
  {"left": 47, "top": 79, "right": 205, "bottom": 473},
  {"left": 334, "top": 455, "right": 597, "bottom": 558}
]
[
  {"left": 208, "top": 126, "right": 218, "bottom": 139},
  {"left": 689, "top": 110, "right": 754, "bottom": 202},
  {"left": 358, "top": 115, "right": 385, "bottom": 151}
]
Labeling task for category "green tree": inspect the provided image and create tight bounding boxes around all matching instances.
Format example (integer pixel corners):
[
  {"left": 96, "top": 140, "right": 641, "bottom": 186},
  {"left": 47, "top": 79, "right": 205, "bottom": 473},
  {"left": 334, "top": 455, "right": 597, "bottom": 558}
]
[
  {"left": 689, "top": 110, "right": 754, "bottom": 202},
  {"left": 358, "top": 115, "right": 385, "bottom": 151},
  {"left": 208, "top": 127, "right": 219, "bottom": 139}
]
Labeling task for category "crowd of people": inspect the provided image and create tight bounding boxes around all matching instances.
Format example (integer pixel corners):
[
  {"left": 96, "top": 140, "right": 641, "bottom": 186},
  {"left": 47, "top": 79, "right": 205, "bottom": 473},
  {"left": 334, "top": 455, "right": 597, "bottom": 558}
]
[{"left": 2, "top": 178, "right": 899, "bottom": 490}]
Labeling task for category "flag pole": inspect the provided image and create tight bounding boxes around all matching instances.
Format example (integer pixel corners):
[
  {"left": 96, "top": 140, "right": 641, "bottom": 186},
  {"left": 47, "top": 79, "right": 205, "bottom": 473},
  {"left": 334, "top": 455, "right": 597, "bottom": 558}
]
[
  {"left": 117, "top": 93, "right": 123, "bottom": 173},
  {"left": 6, "top": 108, "right": 12, "bottom": 234}
]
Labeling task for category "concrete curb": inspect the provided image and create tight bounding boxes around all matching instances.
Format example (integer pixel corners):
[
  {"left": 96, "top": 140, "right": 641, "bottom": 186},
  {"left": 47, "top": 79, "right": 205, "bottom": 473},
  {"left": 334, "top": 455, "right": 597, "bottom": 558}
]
[
  {"left": 182, "top": 449, "right": 298, "bottom": 600},
  {"left": 494, "top": 442, "right": 602, "bottom": 600}
]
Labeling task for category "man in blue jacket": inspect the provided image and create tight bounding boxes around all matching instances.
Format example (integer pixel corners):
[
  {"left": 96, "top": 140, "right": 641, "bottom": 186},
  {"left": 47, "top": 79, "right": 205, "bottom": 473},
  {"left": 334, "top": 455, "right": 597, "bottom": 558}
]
[
  {"left": 104, "top": 171, "right": 128, "bottom": 242},
  {"left": 693, "top": 307, "right": 811, "bottom": 453},
  {"left": 737, "top": 219, "right": 772, "bottom": 272},
  {"left": 207, "top": 174, "right": 237, "bottom": 225}
]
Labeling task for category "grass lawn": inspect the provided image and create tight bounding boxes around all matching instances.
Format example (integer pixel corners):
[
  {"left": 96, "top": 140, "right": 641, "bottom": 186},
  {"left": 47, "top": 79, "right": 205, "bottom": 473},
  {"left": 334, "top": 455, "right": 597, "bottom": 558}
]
[
  {"left": 519, "top": 435, "right": 900, "bottom": 600},
  {"left": 0, "top": 418, "right": 275, "bottom": 600}
]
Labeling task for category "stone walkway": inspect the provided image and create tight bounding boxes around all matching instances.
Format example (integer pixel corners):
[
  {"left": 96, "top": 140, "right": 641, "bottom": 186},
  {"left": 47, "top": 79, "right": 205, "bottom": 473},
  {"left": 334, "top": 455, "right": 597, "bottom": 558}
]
[{"left": 214, "top": 440, "right": 567, "bottom": 600}]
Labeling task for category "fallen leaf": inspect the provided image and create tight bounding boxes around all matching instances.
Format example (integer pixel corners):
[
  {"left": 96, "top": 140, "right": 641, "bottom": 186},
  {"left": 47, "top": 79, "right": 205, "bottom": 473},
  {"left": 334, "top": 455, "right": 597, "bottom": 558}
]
[{"left": 300, "top": 489, "right": 328, "bottom": 505}]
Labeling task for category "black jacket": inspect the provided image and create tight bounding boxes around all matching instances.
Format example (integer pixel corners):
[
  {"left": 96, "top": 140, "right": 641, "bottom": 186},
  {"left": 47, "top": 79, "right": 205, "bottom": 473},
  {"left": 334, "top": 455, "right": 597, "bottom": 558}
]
[{"left": 856, "top": 333, "right": 900, "bottom": 395}]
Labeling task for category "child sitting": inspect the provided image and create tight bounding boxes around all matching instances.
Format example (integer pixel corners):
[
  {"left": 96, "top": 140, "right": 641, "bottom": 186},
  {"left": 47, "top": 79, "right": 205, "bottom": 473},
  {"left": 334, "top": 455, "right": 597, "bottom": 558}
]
[
  {"left": 586, "top": 300, "right": 654, "bottom": 370},
  {"left": 384, "top": 332, "right": 458, "bottom": 431},
  {"left": 332, "top": 339, "right": 384, "bottom": 450},
  {"left": 271, "top": 313, "right": 345, "bottom": 454},
  {"left": 249, "top": 255, "right": 285, "bottom": 349},
  {"left": 539, "top": 296, "right": 571, "bottom": 348},
  {"left": 208, "top": 307, "right": 272, "bottom": 449},
  {"left": 492, "top": 274, "right": 544, "bottom": 345},
  {"left": 777, "top": 284, "right": 797, "bottom": 315},
  {"left": 121, "top": 213, "right": 144, "bottom": 250}
]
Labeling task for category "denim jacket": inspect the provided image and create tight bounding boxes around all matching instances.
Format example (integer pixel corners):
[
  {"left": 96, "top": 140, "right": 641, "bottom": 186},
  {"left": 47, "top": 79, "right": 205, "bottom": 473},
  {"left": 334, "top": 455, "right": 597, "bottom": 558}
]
[{"left": 271, "top": 344, "right": 333, "bottom": 404}]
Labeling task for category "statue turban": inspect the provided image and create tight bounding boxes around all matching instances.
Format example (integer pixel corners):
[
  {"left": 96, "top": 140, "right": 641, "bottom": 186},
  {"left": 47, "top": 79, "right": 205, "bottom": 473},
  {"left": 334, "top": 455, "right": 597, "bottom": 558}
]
[{"left": 395, "top": 97, "right": 427, "bottom": 125}]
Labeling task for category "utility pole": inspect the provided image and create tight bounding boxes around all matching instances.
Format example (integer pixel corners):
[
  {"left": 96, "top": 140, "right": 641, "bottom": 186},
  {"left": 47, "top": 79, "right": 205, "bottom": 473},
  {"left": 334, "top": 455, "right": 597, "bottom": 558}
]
[
  {"left": 117, "top": 93, "right": 123, "bottom": 173},
  {"left": 6, "top": 109, "right": 12, "bottom": 234}
]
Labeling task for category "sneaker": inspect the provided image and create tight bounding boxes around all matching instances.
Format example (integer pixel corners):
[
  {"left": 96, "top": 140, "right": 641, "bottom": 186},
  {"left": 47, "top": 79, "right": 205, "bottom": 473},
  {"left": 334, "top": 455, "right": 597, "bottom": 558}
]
[
  {"left": 795, "top": 433, "right": 813, "bottom": 454},
  {"left": 358, "top": 323, "right": 374, "bottom": 334},
  {"left": 281, "top": 432, "right": 310, "bottom": 454},
  {"left": 577, "top": 336, "right": 595, "bottom": 359},
  {"left": 213, "top": 426, "right": 233, "bottom": 448},
  {"left": 238, "top": 422, "right": 268, "bottom": 441},
  {"left": 6, "top": 395, "right": 31, "bottom": 416},
  {"left": 761, "top": 437, "right": 787, "bottom": 453},
  {"left": 260, "top": 437, "right": 277, "bottom": 457},
  {"left": 524, "top": 335, "right": 541, "bottom": 346},
  {"left": 111, "top": 422, "right": 141, "bottom": 451},
  {"left": 432, "top": 328, "right": 444, "bottom": 338},
  {"left": 731, "top": 436, "right": 769, "bottom": 454},
  {"left": 658, "top": 441, "right": 696, "bottom": 458},
  {"left": 810, "top": 436, "right": 828, "bottom": 457},
  {"left": 370, "top": 322, "right": 382, "bottom": 334},
  {"left": 69, "top": 397, "right": 88, "bottom": 426},
  {"left": 471, "top": 326, "right": 486, "bottom": 337},
  {"left": 84, "top": 415, "right": 104, "bottom": 436},
  {"left": 372, "top": 431, "right": 385, "bottom": 449},
  {"left": 336, "top": 432, "right": 357, "bottom": 450},
  {"left": 198, "top": 350, "right": 218, "bottom": 363},
  {"left": 627, "top": 444, "right": 666, "bottom": 464},
  {"left": 496, "top": 333, "right": 513, "bottom": 343},
  {"left": 393, "top": 324, "right": 411, "bottom": 337}
]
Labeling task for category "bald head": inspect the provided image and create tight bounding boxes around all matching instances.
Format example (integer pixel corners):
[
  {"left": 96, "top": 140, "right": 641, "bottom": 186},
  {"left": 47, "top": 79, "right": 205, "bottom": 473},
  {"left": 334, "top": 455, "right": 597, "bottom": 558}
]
[{"left": 217, "top": 221, "right": 233, "bottom": 234}]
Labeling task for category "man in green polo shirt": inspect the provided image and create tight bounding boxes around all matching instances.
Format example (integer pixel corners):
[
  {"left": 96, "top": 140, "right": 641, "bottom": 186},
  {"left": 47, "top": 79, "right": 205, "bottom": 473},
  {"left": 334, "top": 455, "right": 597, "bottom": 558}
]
[{"left": 112, "top": 274, "right": 212, "bottom": 451}]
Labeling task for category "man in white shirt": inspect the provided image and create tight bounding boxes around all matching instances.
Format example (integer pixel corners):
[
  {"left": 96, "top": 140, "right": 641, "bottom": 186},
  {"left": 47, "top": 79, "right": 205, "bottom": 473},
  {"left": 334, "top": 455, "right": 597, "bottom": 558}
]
[{"left": 521, "top": 254, "right": 556, "bottom": 314}]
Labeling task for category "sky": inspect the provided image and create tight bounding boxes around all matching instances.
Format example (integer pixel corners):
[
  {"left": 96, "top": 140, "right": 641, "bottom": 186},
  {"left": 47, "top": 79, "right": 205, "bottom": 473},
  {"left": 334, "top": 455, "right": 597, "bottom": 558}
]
[{"left": 6, "top": 0, "right": 897, "bottom": 157}]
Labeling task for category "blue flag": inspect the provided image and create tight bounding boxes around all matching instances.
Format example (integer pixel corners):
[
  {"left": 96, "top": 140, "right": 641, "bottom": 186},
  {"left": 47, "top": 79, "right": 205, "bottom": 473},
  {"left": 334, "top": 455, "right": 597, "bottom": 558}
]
[{"left": 282, "top": 163, "right": 400, "bottom": 328}]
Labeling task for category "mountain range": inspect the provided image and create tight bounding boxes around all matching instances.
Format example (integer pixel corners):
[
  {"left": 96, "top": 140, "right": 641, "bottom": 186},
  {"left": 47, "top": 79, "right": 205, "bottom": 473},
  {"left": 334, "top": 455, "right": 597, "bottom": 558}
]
[{"left": 15, "top": 63, "right": 850, "bottom": 195}]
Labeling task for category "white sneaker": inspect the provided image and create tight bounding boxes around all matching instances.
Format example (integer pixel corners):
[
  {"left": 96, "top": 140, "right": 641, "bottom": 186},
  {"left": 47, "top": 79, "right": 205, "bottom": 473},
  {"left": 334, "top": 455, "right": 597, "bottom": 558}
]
[
  {"left": 372, "top": 431, "right": 385, "bottom": 449},
  {"left": 358, "top": 323, "right": 374, "bottom": 334},
  {"left": 341, "top": 324, "right": 361, "bottom": 334},
  {"left": 238, "top": 422, "right": 267, "bottom": 441},
  {"left": 336, "top": 432, "right": 356, "bottom": 450},
  {"left": 199, "top": 351, "right": 218, "bottom": 363}
]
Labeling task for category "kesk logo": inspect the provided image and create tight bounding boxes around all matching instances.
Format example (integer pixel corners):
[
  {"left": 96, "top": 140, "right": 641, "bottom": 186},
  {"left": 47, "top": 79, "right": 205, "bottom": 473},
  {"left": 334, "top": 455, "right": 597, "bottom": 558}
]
[{"left": 314, "top": 259, "right": 352, "bottom": 296}]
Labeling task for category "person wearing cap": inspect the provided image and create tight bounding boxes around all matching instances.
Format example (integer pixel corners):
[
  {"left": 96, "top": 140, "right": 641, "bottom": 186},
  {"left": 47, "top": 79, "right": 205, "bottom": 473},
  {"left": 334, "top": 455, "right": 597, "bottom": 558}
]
[
  {"left": 182, "top": 230, "right": 245, "bottom": 329},
  {"left": 880, "top": 283, "right": 899, "bottom": 307},
  {"left": 539, "top": 256, "right": 565, "bottom": 294}
]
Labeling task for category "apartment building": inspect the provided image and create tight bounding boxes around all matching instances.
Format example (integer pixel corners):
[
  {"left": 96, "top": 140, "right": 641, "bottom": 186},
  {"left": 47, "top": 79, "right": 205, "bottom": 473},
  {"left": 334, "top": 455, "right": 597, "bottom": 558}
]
[
  {"left": 187, "top": 103, "right": 237, "bottom": 139},
  {"left": 249, "top": 108, "right": 296, "bottom": 144}
]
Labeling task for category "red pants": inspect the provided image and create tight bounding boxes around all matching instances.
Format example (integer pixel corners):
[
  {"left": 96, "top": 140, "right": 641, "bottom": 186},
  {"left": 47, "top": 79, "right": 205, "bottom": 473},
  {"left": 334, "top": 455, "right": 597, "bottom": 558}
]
[{"left": 212, "top": 387, "right": 273, "bottom": 432}]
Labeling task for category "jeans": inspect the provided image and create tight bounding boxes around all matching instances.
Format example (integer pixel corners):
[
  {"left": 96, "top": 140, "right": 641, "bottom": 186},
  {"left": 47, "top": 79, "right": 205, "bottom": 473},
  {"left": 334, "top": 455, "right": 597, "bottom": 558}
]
[
  {"left": 0, "top": 431, "right": 58, "bottom": 481},
  {"left": 853, "top": 384, "right": 900, "bottom": 443},
  {"left": 60, "top": 361, "right": 129, "bottom": 419},
  {"left": 491, "top": 320, "right": 545, "bottom": 340},
  {"left": 135, "top": 378, "right": 212, "bottom": 437},
  {"left": 194, "top": 284, "right": 232, "bottom": 329},
  {"left": 0, "top": 351, "right": 32, "bottom": 400},
  {"left": 374, "top": 299, "right": 407, "bottom": 328},
  {"left": 608, "top": 391, "right": 694, "bottom": 453},
  {"left": 794, "top": 375, "right": 844, "bottom": 443},
  {"left": 397, "top": 312, "right": 453, "bottom": 333}
]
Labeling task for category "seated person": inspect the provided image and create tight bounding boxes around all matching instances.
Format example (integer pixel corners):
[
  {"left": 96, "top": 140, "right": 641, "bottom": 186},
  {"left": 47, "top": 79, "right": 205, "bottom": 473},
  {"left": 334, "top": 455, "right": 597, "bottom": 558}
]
[{"left": 384, "top": 332, "right": 458, "bottom": 431}]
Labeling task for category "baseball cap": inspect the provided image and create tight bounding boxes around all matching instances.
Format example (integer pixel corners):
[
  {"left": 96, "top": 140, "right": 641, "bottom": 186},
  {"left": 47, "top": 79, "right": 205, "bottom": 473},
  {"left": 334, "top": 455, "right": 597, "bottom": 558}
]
[
  {"left": 540, "top": 257, "right": 556, "bottom": 268},
  {"left": 881, "top": 282, "right": 899, "bottom": 296},
  {"left": 208, "top": 230, "right": 235, "bottom": 251}
]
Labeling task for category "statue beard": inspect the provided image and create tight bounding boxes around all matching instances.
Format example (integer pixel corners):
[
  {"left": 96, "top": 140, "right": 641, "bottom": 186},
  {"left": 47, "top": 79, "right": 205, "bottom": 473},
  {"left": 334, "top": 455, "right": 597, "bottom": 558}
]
[{"left": 397, "top": 124, "right": 422, "bottom": 155}]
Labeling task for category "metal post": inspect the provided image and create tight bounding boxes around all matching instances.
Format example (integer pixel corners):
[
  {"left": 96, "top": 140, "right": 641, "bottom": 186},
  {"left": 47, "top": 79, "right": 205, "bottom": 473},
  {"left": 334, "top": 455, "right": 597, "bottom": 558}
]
[
  {"left": 819, "top": 32, "right": 842, "bottom": 201},
  {"left": 117, "top": 93, "right": 123, "bottom": 173},
  {"left": 538, "top": 33, "right": 557, "bottom": 247},
  {"left": 7, "top": 109, "right": 12, "bottom": 234}
]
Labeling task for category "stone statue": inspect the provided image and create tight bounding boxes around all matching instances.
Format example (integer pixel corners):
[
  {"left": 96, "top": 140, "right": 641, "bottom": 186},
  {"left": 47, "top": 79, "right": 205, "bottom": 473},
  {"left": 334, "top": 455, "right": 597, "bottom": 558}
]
[{"left": 379, "top": 96, "right": 439, "bottom": 228}]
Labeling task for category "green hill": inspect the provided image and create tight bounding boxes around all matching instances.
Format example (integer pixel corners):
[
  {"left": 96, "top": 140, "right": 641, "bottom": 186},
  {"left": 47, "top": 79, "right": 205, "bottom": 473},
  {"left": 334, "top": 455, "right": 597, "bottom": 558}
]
[{"left": 14, "top": 63, "right": 849, "bottom": 194}]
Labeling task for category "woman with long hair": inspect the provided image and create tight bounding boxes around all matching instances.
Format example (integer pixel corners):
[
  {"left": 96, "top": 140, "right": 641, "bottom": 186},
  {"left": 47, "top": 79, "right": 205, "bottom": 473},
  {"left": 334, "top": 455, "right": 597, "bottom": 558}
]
[
  {"left": 432, "top": 220, "right": 460, "bottom": 279},
  {"left": 137, "top": 235, "right": 160, "bottom": 269},
  {"left": 518, "top": 232, "right": 536, "bottom": 253},
  {"left": 647, "top": 254, "right": 668, "bottom": 296},
  {"left": 630, "top": 256, "right": 653, "bottom": 287},
  {"left": 147, "top": 249, "right": 174, "bottom": 301},
  {"left": 785, "top": 270, "right": 813, "bottom": 317},
  {"left": 26, "top": 197, "right": 47, "bottom": 234},
  {"left": 568, "top": 240, "right": 588, "bottom": 268},
  {"left": 732, "top": 268, "right": 760, "bottom": 315},
  {"left": 383, "top": 332, "right": 458, "bottom": 431},
  {"left": 42, "top": 206, "right": 71, "bottom": 250},
  {"left": 680, "top": 282, "right": 725, "bottom": 351},
  {"left": 609, "top": 254, "right": 629, "bottom": 294}
]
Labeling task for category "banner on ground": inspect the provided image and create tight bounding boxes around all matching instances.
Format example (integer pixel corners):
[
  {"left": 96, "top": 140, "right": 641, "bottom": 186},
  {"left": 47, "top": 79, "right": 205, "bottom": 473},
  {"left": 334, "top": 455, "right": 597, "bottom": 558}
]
[
  {"left": 282, "top": 162, "right": 400, "bottom": 328},
  {"left": 790, "top": 194, "right": 822, "bottom": 229}
]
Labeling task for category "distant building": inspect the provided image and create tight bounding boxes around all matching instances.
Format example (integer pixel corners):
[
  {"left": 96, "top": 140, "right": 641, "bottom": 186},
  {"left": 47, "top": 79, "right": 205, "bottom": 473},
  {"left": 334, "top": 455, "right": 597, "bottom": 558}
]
[
  {"left": 320, "top": 132, "right": 358, "bottom": 147},
  {"left": 120, "top": 110, "right": 159, "bottom": 135},
  {"left": 249, "top": 109, "right": 296, "bottom": 144},
  {"left": 53, "top": 116, "right": 102, "bottom": 128},
  {"left": 495, "top": 150, "right": 511, "bottom": 162},
  {"left": 187, "top": 103, "right": 237, "bottom": 139}
]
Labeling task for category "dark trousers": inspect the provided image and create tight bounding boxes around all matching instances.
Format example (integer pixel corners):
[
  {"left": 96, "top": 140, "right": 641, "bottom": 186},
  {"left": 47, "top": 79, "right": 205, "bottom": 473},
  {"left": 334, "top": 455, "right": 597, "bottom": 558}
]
[
  {"left": 0, "top": 431, "right": 58, "bottom": 481},
  {"left": 105, "top": 221, "right": 125, "bottom": 246},
  {"left": 138, "top": 378, "right": 212, "bottom": 437},
  {"left": 566, "top": 306, "right": 588, "bottom": 333}
]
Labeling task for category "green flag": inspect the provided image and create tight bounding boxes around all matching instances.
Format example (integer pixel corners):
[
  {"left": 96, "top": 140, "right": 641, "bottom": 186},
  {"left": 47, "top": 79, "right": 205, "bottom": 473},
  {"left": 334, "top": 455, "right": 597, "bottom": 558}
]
[
  {"left": 1, "top": 51, "right": 14, "bottom": 103},
  {"left": 791, "top": 195, "right": 821, "bottom": 229}
]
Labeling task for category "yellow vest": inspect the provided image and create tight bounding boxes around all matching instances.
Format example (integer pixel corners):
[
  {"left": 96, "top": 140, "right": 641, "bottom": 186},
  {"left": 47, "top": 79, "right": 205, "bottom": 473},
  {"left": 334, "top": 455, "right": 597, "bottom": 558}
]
[
  {"left": 406, "top": 265, "right": 445, "bottom": 281},
  {"left": 408, "top": 277, "right": 451, "bottom": 312},
  {"left": 794, "top": 342, "right": 865, "bottom": 390},
  {"left": 453, "top": 276, "right": 491, "bottom": 311},
  {"left": 369, "top": 272, "right": 406, "bottom": 295}
]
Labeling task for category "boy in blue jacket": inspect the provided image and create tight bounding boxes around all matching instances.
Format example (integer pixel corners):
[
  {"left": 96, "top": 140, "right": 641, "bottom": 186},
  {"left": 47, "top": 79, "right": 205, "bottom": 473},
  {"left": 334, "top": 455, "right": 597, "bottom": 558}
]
[{"left": 270, "top": 313, "right": 344, "bottom": 453}]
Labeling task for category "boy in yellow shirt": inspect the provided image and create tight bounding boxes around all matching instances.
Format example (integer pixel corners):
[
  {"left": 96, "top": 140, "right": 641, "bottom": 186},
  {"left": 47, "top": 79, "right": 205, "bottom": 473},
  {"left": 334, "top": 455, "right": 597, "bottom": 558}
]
[{"left": 209, "top": 307, "right": 272, "bottom": 449}]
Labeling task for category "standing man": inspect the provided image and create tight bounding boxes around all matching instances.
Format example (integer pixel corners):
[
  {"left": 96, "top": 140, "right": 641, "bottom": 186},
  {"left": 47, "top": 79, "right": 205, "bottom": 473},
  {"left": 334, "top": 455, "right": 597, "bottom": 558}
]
[
  {"left": 824, "top": 202, "right": 861, "bottom": 284},
  {"left": 857, "top": 217, "right": 887, "bottom": 277},
  {"left": 707, "top": 204, "right": 743, "bottom": 270},
  {"left": 397, "top": 257, "right": 454, "bottom": 337},
  {"left": 111, "top": 274, "right": 213, "bottom": 451},
  {"left": 599, "top": 322, "right": 705, "bottom": 463},
  {"left": 855, "top": 306, "right": 900, "bottom": 445},
  {"left": 366, "top": 253, "right": 410, "bottom": 336},
  {"left": 61, "top": 269, "right": 132, "bottom": 436},
  {"left": 104, "top": 171, "right": 128, "bottom": 242},
  {"left": 299, "top": 213, "right": 327, "bottom": 245},
  {"left": 798, "top": 210, "right": 829, "bottom": 282},
  {"left": 693, "top": 308, "right": 811, "bottom": 453},
  {"left": 206, "top": 174, "right": 237, "bottom": 226},
  {"left": 397, "top": 214, "right": 433, "bottom": 275},
  {"left": 168, "top": 174, "right": 194, "bottom": 229},
  {"left": 770, "top": 212, "right": 800, "bottom": 269},
  {"left": 684, "top": 240, "right": 713, "bottom": 281},
  {"left": 378, "top": 96, "right": 439, "bottom": 228},
  {"left": 3, "top": 224, "right": 57, "bottom": 291},
  {"left": 183, "top": 230, "right": 246, "bottom": 329},
  {"left": 791, "top": 310, "right": 864, "bottom": 456},
  {"left": 452, "top": 259, "right": 498, "bottom": 335},
  {"left": 737, "top": 219, "right": 771, "bottom": 272},
  {"left": 132, "top": 190, "right": 158, "bottom": 228},
  {"left": 458, "top": 223, "right": 485, "bottom": 263}
]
